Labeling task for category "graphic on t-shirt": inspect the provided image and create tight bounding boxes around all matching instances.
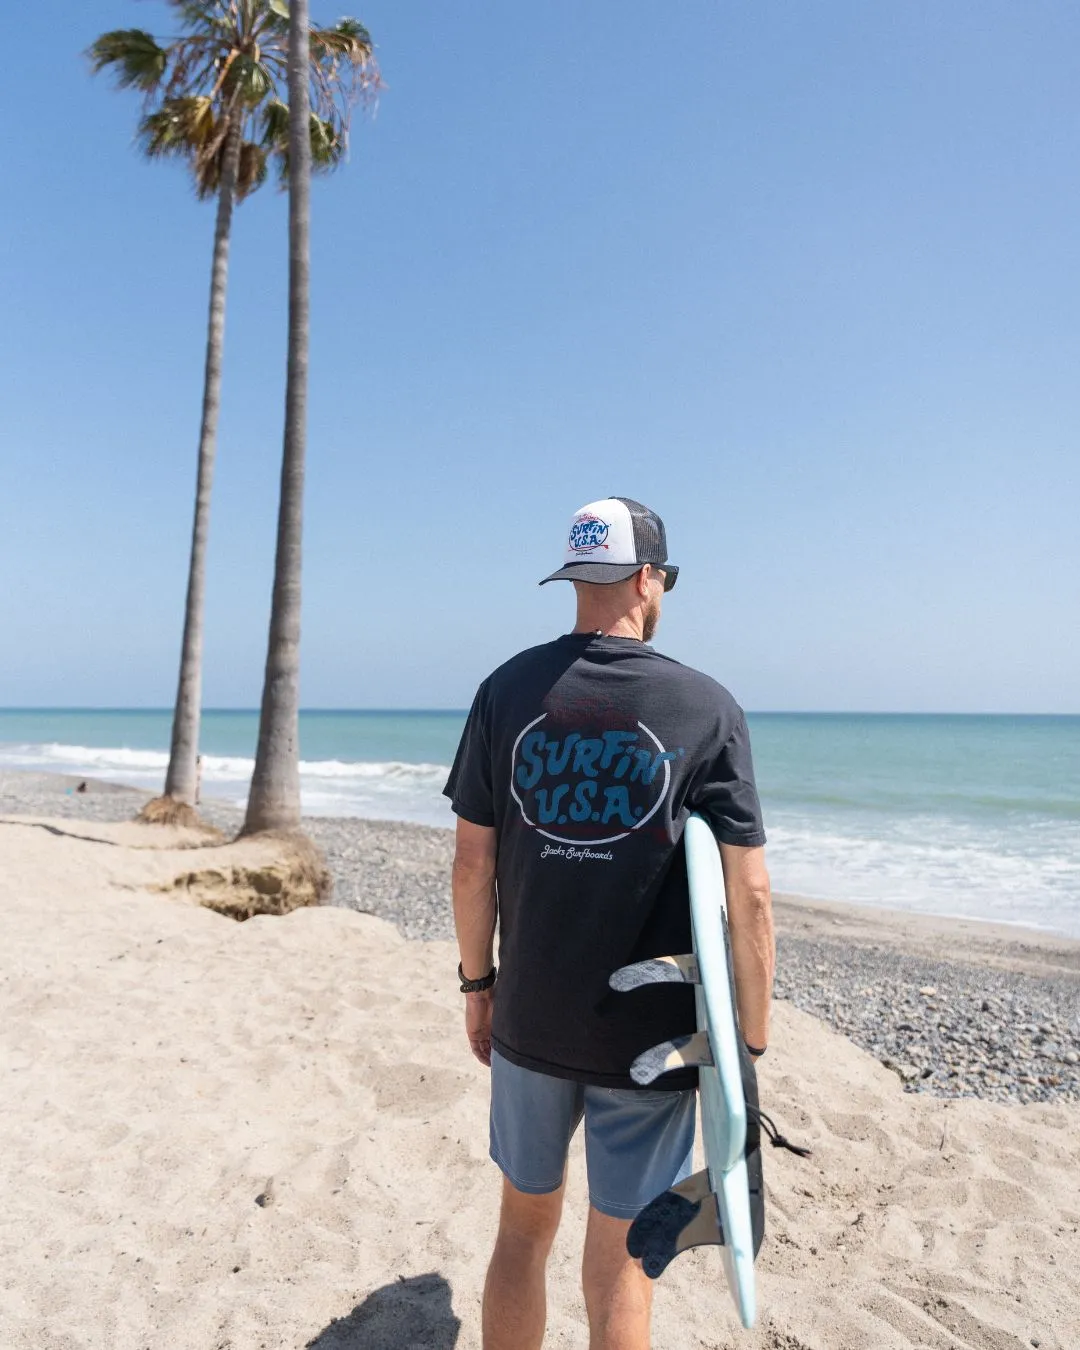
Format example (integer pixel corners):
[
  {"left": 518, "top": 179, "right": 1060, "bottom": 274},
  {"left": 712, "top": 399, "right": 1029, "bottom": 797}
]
[
  {"left": 568, "top": 513, "right": 610, "bottom": 554},
  {"left": 510, "top": 712, "right": 676, "bottom": 846}
]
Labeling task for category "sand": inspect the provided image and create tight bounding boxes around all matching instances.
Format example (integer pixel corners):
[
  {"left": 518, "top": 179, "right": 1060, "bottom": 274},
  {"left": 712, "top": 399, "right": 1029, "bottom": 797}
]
[{"left": 1, "top": 814, "right": 1078, "bottom": 1349}]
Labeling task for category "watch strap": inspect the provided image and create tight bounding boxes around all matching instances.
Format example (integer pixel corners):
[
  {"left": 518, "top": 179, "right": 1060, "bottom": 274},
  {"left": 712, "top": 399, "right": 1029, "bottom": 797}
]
[{"left": 458, "top": 962, "right": 497, "bottom": 993}]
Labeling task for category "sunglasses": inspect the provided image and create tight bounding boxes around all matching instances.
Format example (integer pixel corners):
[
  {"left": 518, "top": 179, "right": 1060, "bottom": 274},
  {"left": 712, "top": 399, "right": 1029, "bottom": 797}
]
[{"left": 652, "top": 565, "right": 678, "bottom": 592}]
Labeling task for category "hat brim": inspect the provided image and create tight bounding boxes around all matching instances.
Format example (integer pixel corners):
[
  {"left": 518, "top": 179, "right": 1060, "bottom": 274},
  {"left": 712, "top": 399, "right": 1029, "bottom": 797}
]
[{"left": 539, "top": 561, "right": 653, "bottom": 586}]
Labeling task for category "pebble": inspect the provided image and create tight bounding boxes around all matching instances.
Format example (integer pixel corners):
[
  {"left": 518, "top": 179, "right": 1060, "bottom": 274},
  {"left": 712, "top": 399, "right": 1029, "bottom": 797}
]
[
  {"left": 4, "top": 770, "right": 1080, "bottom": 1107},
  {"left": 774, "top": 934, "right": 1080, "bottom": 1106}
]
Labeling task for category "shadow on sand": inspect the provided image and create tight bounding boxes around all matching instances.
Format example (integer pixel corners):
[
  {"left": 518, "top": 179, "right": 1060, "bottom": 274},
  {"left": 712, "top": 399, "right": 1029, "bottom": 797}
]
[{"left": 307, "top": 1272, "right": 462, "bottom": 1349}]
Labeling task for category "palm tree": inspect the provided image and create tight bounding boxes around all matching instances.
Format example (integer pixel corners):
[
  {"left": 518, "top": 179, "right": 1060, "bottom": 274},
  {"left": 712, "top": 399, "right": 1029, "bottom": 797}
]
[
  {"left": 241, "top": 0, "right": 312, "bottom": 836},
  {"left": 89, "top": 1, "right": 377, "bottom": 824}
]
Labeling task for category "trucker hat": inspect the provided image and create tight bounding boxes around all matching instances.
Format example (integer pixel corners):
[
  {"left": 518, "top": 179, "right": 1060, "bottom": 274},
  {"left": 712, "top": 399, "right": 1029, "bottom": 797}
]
[{"left": 539, "top": 497, "right": 678, "bottom": 590}]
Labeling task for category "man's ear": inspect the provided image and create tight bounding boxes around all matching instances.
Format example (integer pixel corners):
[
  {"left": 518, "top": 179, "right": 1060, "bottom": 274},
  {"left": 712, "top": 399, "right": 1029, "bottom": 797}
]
[{"left": 636, "top": 566, "right": 652, "bottom": 597}]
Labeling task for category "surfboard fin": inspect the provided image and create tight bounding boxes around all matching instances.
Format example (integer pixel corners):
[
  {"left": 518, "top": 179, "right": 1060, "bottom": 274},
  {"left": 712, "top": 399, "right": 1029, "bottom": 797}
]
[
  {"left": 630, "top": 1029, "right": 713, "bottom": 1085},
  {"left": 608, "top": 954, "right": 699, "bottom": 991},
  {"left": 627, "top": 1169, "right": 725, "bottom": 1279}
]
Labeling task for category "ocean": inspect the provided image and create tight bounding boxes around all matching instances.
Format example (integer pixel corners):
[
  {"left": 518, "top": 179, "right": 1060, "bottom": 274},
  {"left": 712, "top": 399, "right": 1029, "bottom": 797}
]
[{"left": 1, "top": 709, "right": 1077, "bottom": 937}]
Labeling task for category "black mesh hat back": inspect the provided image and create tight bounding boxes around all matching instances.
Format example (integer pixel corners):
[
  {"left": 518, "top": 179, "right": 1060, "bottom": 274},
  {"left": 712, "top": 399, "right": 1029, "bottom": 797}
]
[
  {"left": 613, "top": 497, "right": 668, "bottom": 564},
  {"left": 539, "top": 495, "right": 677, "bottom": 587}
]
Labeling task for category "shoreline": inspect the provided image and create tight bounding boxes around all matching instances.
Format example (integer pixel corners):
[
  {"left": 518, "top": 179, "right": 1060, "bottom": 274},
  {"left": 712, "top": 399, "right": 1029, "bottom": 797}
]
[
  {"left": 5, "top": 765, "right": 1079, "bottom": 951},
  {"left": 771, "top": 891, "right": 1080, "bottom": 977}
]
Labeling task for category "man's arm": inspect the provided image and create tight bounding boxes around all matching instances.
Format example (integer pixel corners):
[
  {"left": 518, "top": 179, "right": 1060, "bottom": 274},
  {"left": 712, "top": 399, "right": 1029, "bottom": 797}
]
[
  {"left": 451, "top": 817, "right": 498, "bottom": 1066},
  {"left": 718, "top": 843, "right": 775, "bottom": 1058}
]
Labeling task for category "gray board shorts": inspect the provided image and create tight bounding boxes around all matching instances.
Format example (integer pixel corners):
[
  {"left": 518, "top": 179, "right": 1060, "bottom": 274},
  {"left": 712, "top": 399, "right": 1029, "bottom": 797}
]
[{"left": 489, "top": 1049, "right": 695, "bottom": 1220}]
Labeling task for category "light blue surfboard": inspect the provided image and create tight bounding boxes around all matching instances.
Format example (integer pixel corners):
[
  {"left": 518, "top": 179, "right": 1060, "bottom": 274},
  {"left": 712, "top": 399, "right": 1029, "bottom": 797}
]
[{"left": 609, "top": 812, "right": 757, "bottom": 1329}]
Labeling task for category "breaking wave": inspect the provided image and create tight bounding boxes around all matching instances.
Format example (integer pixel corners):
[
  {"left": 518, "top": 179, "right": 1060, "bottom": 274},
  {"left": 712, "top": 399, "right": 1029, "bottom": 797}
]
[{"left": 0, "top": 741, "right": 453, "bottom": 827}]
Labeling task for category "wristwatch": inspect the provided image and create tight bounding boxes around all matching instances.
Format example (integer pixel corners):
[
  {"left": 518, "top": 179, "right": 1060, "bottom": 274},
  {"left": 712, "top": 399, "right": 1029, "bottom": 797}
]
[{"left": 458, "top": 962, "right": 497, "bottom": 993}]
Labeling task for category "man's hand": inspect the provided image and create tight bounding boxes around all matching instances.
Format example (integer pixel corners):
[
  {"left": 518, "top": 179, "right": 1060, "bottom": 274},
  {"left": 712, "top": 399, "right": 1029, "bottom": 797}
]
[{"left": 465, "top": 988, "right": 495, "bottom": 1066}]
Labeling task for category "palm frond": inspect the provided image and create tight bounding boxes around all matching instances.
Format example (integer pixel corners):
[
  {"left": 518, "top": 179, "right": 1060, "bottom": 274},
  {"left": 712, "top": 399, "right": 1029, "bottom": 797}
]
[
  {"left": 138, "top": 95, "right": 217, "bottom": 160},
  {"left": 259, "top": 98, "right": 290, "bottom": 148},
  {"left": 270, "top": 112, "right": 345, "bottom": 185},
  {"left": 162, "top": 34, "right": 235, "bottom": 101},
  {"left": 87, "top": 29, "right": 168, "bottom": 92},
  {"left": 310, "top": 114, "right": 343, "bottom": 171},
  {"left": 308, "top": 17, "right": 380, "bottom": 124},
  {"left": 255, "top": 0, "right": 290, "bottom": 44},
  {"left": 164, "top": 1, "right": 229, "bottom": 27},
  {"left": 186, "top": 117, "right": 245, "bottom": 200},
  {"left": 310, "top": 18, "right": 373, "bottom": 61},
  {"left": 230, "top": 53, "right": 274, "bottom": 105},
  {"left": 236, "top": 141, "right": 269, "bottom": 200}
]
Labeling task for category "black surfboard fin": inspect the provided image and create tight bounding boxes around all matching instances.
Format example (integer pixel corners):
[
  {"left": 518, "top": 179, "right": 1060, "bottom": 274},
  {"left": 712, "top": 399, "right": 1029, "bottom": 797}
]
[
  {"left": 629, "top": 1029, "right": 713, "bottom": 1085},
  {"left": 609, "top": 954, "right": 700, "bottom": 991},
  {"left": 627, "top": 1169, "right": 725, "bottom": 1279}
]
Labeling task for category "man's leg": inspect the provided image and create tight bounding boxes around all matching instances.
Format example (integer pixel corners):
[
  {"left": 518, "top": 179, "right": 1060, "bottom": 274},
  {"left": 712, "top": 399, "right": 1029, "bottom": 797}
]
[
  {"left": 484, "top": 1051, "right": 583, "bottom": 1348},
  {"left": 581, "top": 1205, "right": 653, "bottom": 1350},
  {"left": 580, "top": 1083, "right": 697, "bottom": 1350},
  {"left": 483, "top": 1175, "right": 565, "bottom": 1350}
]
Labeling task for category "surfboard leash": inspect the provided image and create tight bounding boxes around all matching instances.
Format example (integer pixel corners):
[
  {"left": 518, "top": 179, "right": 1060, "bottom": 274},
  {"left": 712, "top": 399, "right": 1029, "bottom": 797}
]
[{"left": 747, "top": 1105, "right": 813, "bottom": 1158}]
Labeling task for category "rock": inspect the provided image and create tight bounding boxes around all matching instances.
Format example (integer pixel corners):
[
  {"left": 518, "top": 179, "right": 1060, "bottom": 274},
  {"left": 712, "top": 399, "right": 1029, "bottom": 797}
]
[{"left": 919, "top": 986, "right": 937, "bottom": 997}]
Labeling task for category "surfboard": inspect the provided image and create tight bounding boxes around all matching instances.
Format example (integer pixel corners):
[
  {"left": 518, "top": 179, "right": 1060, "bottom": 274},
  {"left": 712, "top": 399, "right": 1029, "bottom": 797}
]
[{"left": 609, "top": 812, "right": 759, "bottom": 1329}]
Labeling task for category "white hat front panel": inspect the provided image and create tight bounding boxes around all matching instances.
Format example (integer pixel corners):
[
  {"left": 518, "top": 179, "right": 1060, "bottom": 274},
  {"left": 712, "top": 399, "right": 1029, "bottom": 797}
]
[{"left": 562, "top": 498, "right": 636, "bottom": 566}]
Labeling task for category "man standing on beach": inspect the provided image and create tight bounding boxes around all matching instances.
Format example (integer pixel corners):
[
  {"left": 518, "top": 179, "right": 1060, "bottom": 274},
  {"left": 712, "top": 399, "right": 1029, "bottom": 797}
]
[{"left": 445, "top": 497, "right": 774, "bottom": 1350}]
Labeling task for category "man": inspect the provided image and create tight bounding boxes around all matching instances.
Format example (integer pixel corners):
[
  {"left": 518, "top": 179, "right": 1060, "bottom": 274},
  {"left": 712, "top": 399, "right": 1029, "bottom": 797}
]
[{"left": 444, "top": 497, "right": 774, "bottom": 1350}]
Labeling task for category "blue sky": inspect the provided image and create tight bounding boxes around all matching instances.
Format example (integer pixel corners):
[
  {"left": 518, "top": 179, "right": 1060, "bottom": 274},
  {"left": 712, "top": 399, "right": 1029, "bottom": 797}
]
[{"left": 1, "top": 1, "right": 1077, "bottom": 712}]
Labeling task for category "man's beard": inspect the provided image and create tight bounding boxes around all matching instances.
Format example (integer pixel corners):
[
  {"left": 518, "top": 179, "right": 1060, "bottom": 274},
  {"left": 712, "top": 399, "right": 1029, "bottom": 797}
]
[{"left": 642, "top": 594, "right": 661, "bottom": 643}]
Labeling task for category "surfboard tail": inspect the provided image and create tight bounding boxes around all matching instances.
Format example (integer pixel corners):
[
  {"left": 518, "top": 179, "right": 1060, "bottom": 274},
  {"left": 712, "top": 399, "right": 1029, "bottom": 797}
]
[{"left": 628, "top": 1157, "right": 765, "bottom": 1327}]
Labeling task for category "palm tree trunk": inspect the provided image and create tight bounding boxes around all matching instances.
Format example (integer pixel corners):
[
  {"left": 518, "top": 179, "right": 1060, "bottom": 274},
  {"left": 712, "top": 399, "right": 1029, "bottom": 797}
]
[
  {"left": 242, "top": 0, "right": 312, "bottom": 835},
  {"left": 161, "top": 113, "right": 244, "bottom": 806}
]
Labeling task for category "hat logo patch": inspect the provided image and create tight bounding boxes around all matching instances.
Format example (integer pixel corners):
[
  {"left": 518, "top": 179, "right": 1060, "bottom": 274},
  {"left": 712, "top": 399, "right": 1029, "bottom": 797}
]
[{"left": 568, "top": 514, "right": 610, "bottom": 554}]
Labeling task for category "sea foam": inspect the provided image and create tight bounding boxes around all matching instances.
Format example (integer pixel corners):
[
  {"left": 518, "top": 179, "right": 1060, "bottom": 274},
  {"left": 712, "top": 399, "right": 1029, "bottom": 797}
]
[{"left": 0, "top": 741, "right": 454, "bottom": 827}]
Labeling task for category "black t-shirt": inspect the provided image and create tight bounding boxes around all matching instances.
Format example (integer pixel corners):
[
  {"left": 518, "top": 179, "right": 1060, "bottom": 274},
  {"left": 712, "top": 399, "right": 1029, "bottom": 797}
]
[{"left": 443, "top": 633, "right": 766, "bottom": 1090}]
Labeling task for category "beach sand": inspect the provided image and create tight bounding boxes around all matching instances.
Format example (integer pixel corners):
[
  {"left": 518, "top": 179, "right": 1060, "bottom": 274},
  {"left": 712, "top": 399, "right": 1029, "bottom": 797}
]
[{"left": 2, "top": 810, "right": 1079, "bottom": 1349}]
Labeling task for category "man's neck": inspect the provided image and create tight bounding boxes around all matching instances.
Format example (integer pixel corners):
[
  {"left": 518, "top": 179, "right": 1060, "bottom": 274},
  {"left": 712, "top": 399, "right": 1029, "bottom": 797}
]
[{"left": 572, "top": 616, "right": 645, "bottom": 640}]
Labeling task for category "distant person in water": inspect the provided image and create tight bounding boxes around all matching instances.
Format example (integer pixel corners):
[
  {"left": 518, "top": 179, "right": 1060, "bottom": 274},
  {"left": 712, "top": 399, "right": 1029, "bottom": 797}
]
[{"left": 445, "top": 497, "right": 774, "bottom": 1350}]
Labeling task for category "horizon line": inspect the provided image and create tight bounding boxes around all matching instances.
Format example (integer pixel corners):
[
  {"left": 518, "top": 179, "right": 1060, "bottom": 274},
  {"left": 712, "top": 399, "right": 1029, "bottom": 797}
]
[{"left": 1, "top": 707, "right": 1078, "bottom": 718}]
